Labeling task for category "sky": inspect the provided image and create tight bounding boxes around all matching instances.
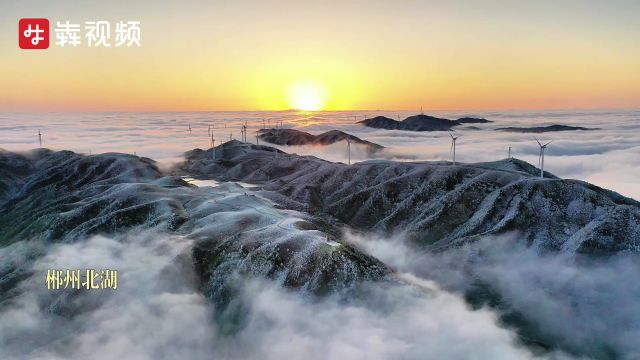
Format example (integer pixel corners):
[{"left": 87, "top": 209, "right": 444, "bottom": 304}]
[{"left": 1, "top": 0, "right": 639, "bottom": 111}]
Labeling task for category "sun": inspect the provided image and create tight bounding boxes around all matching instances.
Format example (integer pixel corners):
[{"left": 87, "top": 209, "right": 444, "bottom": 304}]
[{"left": 287, "top": 80, "right": 328, "bottom": 111}]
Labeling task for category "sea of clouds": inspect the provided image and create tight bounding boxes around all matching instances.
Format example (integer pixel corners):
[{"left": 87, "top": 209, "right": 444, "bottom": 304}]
[
  {"left": 0, "top": 231, "right": 534, "bottom": 360},
  {"left": 346, "top": 230, "right": 640, "bottom": 359},
  {"left": 2, "top": 226, "right": 639, "bottom": 359},
  {"left": 1, "top": 109, "right": 639, "bottom": 199}
]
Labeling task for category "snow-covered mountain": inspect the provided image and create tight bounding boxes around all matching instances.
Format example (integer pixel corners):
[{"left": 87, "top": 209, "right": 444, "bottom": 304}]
[
  {"left": 178, "top": 141, "right": 640, "bottom": 254},
  {"left": 3, "top": 144, "right": 640, "bottom": 359},
  {"left": 257, "top": 128, "right": 384, "bottom": 153},
  {"left": 0, "top": 148, "right": 388, "bottom": 304}
]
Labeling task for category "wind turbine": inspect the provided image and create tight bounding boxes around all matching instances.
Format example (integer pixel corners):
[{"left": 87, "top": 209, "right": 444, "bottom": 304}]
[
  {"left": 508, "top": 146, "right": 512, "bottom": 159},
  {"left": 449, "top": 132, "right": 462, "bottom": 165},
  {"left": 38, "top": 129, "right": 42, "bottom": 147},
  {"left": 256, "top": 130, "right": 259, "bottom": 145},
  {"left": 346, "top": 138, "right": 352, "bottom": 165},
  {"left": 535, "top": 138, "right": 552, "bottom": 179},
  {"left": 211, "top": 135, "right": 215, "bottom": 160},
  {"left": 188, "top": 123, "right": 192, "bottom": 134}
]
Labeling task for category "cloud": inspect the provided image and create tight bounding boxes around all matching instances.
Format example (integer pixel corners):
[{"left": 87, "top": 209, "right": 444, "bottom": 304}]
[
  {"left": 3, "top": 110, "right": 640, "bottom": 199},
  {"left": 344, "top": 230, "right": 640, "bottom": 359},
  {"left": 299, "top": 110, "right": 640, "bottom": 200},
  {"left": 215, "top": 278, "right": 536, "bottom": 360},
  {"left": 0, "top": 233, "right": 217, "bottom": 360},
  {"left": 0, "top": 230, "right": 542, "bottom": 360}
]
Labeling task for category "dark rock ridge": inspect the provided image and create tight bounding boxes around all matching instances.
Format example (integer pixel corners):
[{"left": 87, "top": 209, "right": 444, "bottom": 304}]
[
  {"left": 0, "top": 148, "right": 173, "bottom": 244},
  {"left": 178, "top": 141, "right": 640, "bottom": 254},
  {"left": 358, "top": 114, "right": 492, "bottom": 131},
  {"left": 258, "top": 128, "right": 383, "bottom": 153},
  {"left": 496, "top": 124, "right": 600, "bottom": 133},
  {"left": 456, "top": 117, "right": 493, "bottom": 124},
  {"left": 0, "top": 148, "right": 388, "bottom": 302}
]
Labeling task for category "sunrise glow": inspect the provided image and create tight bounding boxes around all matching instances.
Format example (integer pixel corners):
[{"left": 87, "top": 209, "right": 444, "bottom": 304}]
[
  {"left": 287, "top": 81, "right": 328, "bottom": 111},
  {"left": 1, "top": 1, "right": 638, "bottom": 111}
]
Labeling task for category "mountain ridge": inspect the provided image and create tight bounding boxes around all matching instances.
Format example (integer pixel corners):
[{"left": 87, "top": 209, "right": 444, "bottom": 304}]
[
  {"left": 257, "top": 128, "right": 383, "bottom": 153},
  {"left": 177, "top": 141, "right": 640, "bottom": 254},
  {"left": 358, "top": 114, "right": 492, "bottom": 131},
  {"left": 496, "top": 124, "right": 600, "bottom": 133}
]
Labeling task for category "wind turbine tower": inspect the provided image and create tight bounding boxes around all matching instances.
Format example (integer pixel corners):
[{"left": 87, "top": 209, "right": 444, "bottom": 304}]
[
  {"left": 508, "top": 146, "right": 512, "bottom": 159},
  {"left": 449, "top": 132, "right": 461, "bottom": 165},
  {"left": 346, "top": 138, "right": 352, "bottom": 165},
  {"left": 211, "top": 136, "right": 215, "bottom": 161},
  {"left": 535, "top": 138, "right": 552, "bottom": 179},
  {"left": 38, "top": 129, "right": 42, "bottom": 147}
]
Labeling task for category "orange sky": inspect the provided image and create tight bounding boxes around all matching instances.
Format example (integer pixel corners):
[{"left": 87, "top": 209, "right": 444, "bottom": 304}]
[{"left": 1, "top": 0, "right": 639, "bottom": 111}]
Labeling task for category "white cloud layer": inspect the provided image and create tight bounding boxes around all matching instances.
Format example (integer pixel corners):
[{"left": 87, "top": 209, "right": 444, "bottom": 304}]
[
  {"left": 346, "top": 230, "right": 640, "bottom": 359},
  {"left": 0, "top": 230, "right": 552, "bottom": 360},
  {"left": 1, "top": 109, "right": 639, "bottom": 199}
]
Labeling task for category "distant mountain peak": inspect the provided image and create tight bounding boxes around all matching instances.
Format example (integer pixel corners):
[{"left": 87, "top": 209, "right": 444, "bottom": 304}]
[
  {"left": 359, "top": 114, "right": 492, "bottom": 131},
  {"left": 257, "top": 128, "right": 383, "bottom": 152}
]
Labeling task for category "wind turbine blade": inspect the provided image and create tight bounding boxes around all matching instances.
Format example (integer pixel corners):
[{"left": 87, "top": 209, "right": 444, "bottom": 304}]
[
  {"left": 544, "top": 140, "right": 553, "bottom": 146},
  {"left": 534, "top": 137, "right": 542, "bottom": 147}
]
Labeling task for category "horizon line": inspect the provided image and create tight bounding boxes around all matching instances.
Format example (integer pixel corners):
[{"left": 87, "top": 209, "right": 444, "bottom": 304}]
[{"left": 1, "top": 106, "right": 639, "bottom": 114}]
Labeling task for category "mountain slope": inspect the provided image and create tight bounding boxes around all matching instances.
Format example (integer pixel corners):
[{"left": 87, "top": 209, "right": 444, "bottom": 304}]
[
  {"left": 0, "top": 148, "right": 388, "bottom": 302},
  {"left": 178, "top": 141, "right": 640, "bottom": 254},
  {"left": 258, "top": 128, "right": 383, "bottom": 153}
]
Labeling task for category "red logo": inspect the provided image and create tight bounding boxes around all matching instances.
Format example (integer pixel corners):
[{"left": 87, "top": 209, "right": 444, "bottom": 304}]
[{"left": 19, "top": 18, "right": 49, "bottom": 49}]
